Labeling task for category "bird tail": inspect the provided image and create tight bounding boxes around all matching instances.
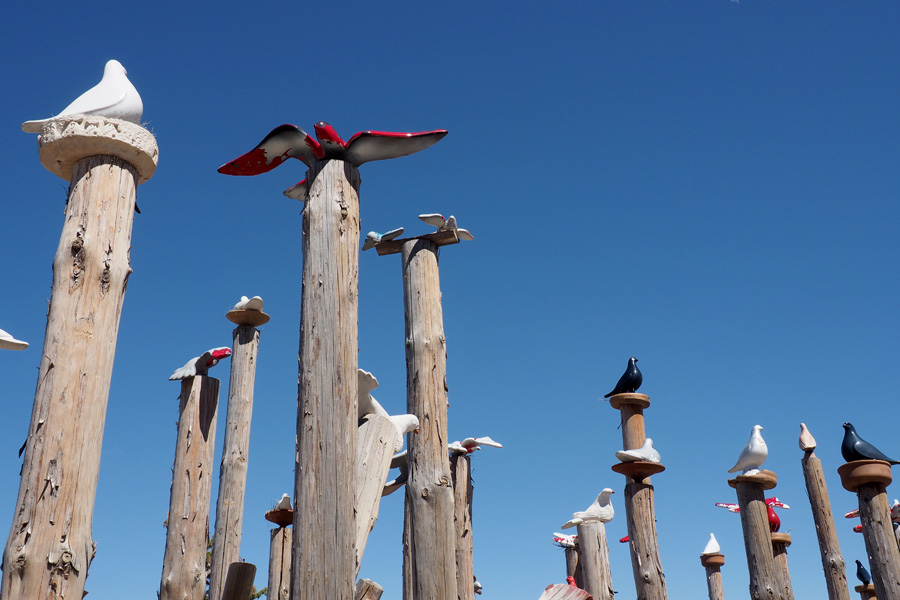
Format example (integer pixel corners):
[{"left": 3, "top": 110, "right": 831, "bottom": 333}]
[{"left": 22, "top": 119, "right": 50, "bottom": 133}]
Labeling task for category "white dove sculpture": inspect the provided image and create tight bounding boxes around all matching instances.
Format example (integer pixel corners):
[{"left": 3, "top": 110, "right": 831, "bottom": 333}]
[
  {"left": 274, "top": 493, "right": 292, "bottom": 511},
  {"left": 0, "top": 328, "right": 28, "bottom": 350},
  {"left": 615, "top": 438, "right": 661, "bottom": 463},
  {"left": 358, "top": 369, "right": 389, "bottom": 420},
  {"left": 362, "top": 227, "right": 404, "bottom": 251},
  {"left": 169, "top": 347, "right": 232, "bottom": 380},
  {"left": 418, "top": 213, "right": 475, "bottom": 240},
  {"left": 389, "top": 414, "right": 420, "bottom": 453},
  {"left": 449, "top": 436, "right": 503, "bottom": 455},
  {"left": 561, "top": 488, "right": 615, "bottom": 529},
  {"left": 799, "top": 422, "right": 817, "bottom": 451},
  {"left": 728, "top": 424, "right": 768, "bottom": 475},
  {"left": 23, "top": 60, "right": 143, "bottom": 133},
  {"left": 701, "top": 533, "right": 721, "bottom": 556},
  {"left": 233, "top": 295, "right": 264, "bottom": 311}
]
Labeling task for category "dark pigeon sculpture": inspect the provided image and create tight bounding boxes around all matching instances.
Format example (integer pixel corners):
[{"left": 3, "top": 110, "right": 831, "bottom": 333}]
[
  {"left": 841, "top": 422, "right": 900, "bottom": 464},
  {"left": 604, "top": 357, "right": 642, "bottom": 398},
  {"left": 856, "top": 559, "right": 871, "bottom": 585}
]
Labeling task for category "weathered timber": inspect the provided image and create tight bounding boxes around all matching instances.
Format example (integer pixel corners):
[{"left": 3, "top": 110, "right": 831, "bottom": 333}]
[
  {"left": 221, "top": 561, "right": 257, "bottom": 600},
  {"left": 401, "top": 237, "right": 457, "bottom": 600},
  {"left": 565, "top": 546, "right": 583, "bottom": 588},
  {"left": 700, "top": 554, "right": 725, "bottom": 600},
  {"left": 771, "top": 533, "right": 795, "bottom": 600},
  {"left": 292, "top": 158, "right": 361, "bottom": 600},
  {"left": 2, "top": 116, "right": 156, "bottom": 600},
  {"left": 268, "top": 527, "right": 291, "bottom": 600},
  {"left": 576, "top": 521, "right": 614, "bottom": 600},
  {"left": 209, "top": 324, "right": 261, "bottom": 600},
  {"left": 452, "top": 453, "right": 475, "bottom": 600},
  {"left": 729, "top": 470, "right": 785, "bottom": 600},
  {"left": 160, "top": 377, "right": 221, "bottom": 600},
  {"left": 355, "top": 414, "right": 397, "bottom": 574},
  {"left": 355, "top": 578, "right": 385, "bottom": 600},
  {"left": 855, "top": 583, "right": 877, "bottom": 599}
]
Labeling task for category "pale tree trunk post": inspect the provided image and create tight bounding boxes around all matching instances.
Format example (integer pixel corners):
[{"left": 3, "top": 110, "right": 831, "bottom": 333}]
[
  {"left": 1, "top": 116, "right": 157, "bottom": 600},
  {"left": 221, "top": 562, "right": 257, "bottom": 600},
  {"left": 838, "top": 460, "right": 900, "bottom": 600},
  {"left": 355, "top": 578, "right": 385, "bottom": 600},
  {"left": 576, "top": 521, "right": 615, "bottom": 600},
  {"left": 728, "top": 470, "right": 785, "bottom": 600},
  {"left": 267, "top": 526, "right": 291, "bottom": 600},
  {"left": 355, "top": 414, "right": 398, "bottom": 575},
  {"left": 608, "top": 393, "right": 668, "bottom": 600},
  {"left": 160, "top": 377, "right": 221, "bottom": 600},
  {"left": 700, "top": 554, "right": 725, "bottom": 600},
  {"left": 292, "top": 158, "right": 361, "bottom": 600},
  {"left": 771, "top": 533, "right": 795, "bottom": 600},
  {"left": 451, "top": 453, "right": 474, "bottom": 600},
  {"left": 209, "top": 314, "right": 265, "bottom": 600},
  {"left": 565, "top": 546, "right": 583, "bottom": 588}
]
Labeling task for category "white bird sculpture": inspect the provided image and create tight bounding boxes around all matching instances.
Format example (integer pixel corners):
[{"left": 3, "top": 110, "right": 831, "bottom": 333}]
[
  {"left": 358, "top": 369, "right": 389, "bottom": 420},
  {"left": 561, "top": 488, "right": 615, "bottom": 529},
  {"left": 232, "top": 295, "right": 264, "bottom": 311},
  {"left": 615, "top": 438, "right": 661, "bottom": 463},
  {"left": 388, "top": 414, "right": 420, "bottom": 453},
  {"left": 799, "top": 422, "right": 817, "bottom": 451},
  {"left": 728, "top": 425, "right": 768, "bottom": 475},
  {"left": 0, "top": 328, "right": 28, "bottom": 350},
  {"left": 552, "top": 532, "right": 578, "bottom": 548},
  {"left": 701, "top": 533, "right": 721, "bottom": 556},
  {"left": 274, "top": 493, "right": 291, "bottom": 511},
  {"left": 169, "top": 347, "right": 232, "bottom": 380},
  {"left": 22, "top": 60, "right": 143, "bottom": 133},
  {"left": 449, "top": 436, "right": 503, "bottom": 455},
  {"left": 362, "top": 227, "right": 404, "bottom": 251},
  {"left": 418, "top": 213, "right": 475, "bottom": 240}
]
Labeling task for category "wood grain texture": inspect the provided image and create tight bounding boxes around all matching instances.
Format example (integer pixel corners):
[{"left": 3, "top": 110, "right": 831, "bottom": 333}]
[
  {"left": 733, "top": 479, "right": 785, "bottom": 600},
  {"left": 856, "top": 482, "right": 900, "bottom": 600},
  {"left": 565, "top": 547, "right": 583, "bottom": 588},
  {"left": 576, "top": 521, "right": 614, "bottom": 600},
  {"left": 771, "top": 536, "right": 794, "bottom": 600},
  {"left": 355, "top": 578, "right": 384, "bottom": 600},
  {"left": 1, "top": 154, "right": 140, "bottom": 599},
  {"left": 221, "top": 562, "right": 257, "bottom": 600},
  {"left": 623, "top": 480, "right": 668, "bottom": 600},
  {"left": 355, "top": 415, "right": 397, "bottom": 575},
  {"left": 452, "top": 453, "right": 474, "bottom": 600},
  {"left": 704, "top": 564, "right": 724, "bottom": 600},
  {"left": 268, "top": 527, "right": 291, "bottom": 600}
]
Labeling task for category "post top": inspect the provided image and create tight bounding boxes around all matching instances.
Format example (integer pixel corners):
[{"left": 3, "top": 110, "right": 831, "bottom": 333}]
[
  {"left": 855, "top": 583, "right": 876, "bottom": 593},
  {"left": 374, "top": 229, "right": 461, "bottom": 255},
  {"left": 700, "top": 553, "right": 725, "bottom": 567},
  {"left": 728, "top": 469, "right": 777, "bottom": 490},
  {"left": 37, "top": 114, "right": 158, "bottom": 183},
  {"left": 837, "top": 459, "right": 892, "bottom": 492},
  {"left": 608, "top": 393, "right": 650, "bottom": 410},
  {"left": 770, "top": 532, "right": 791, "bottom": 546}
]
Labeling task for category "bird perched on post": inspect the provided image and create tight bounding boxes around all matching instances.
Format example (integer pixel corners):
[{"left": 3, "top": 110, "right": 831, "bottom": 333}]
[
  {"left": 799, "top": 422, "right": 817, "bottom": 451},
  {"left": 418, "top": 214, "right": 475, "bottom": 241},
  {"left": 561, "top": 488, "right": 615, "bottom": 529},
  {"left": 274, "top": 493, "right": 292, "bottom": 511},
  {"left": 728, "top": 425, "right": 768, "bottom": 475},
  {"left": 448, "top": 436, "right": 503, "bottom": 455},
  {"left": 615, "top": 438, "right": 661, "bottom": 463},
  {"left": 856, "top": 559, "right": 871, "bottom": 586},
  {"left": 169, "top": 347, "right": 232, "bottom": 380},
  {"left": 362, "top": 227, "right": 404, "bottom": 251},
  {"left": 841, "top": 422, "right": 900, "bottom": 464},
  {"left": 604, "top": 357, "right": 642, "bottom": 397},
  {"left": 232, "top": 295, "right": 264, "bottom": 312},
  {"left": 388, "top": 414, "right": 420, "bottom": 453},
  {"left": 701, "top": 533, "right": 720, "bottom": 556}
]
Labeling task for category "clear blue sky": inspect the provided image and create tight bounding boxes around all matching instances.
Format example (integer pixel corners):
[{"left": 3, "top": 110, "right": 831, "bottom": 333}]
[{"left": 2, "top": 2, "right": 899, "bottom": 598}]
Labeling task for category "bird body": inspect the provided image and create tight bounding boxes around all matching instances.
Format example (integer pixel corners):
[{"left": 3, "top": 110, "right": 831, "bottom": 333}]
[
  {"left": 362, "top": 227, "right": 404, "bottom": 251},
  {"left": 561, "top": 488, "right": 615, "bottom": 529},
  {"left": 701, "top": 533, "right": 720, "bottom": 556},
  {"left": 169, "top": 347, "right": 232, "bottom": 380},
  {"left": 799, "top": 423, "right": 817, "bottom": 451},
  {"left": 728, "top": 425, "right": 768, "bottom": 475},
  {"left": 233, "top": 295, "right": 264, "bottom": 311},
  {"left": 767, "top": 504, "right": 781, "bottom": 532},
  {"left": 615, "top": 438, "right": 661, "bottom": 463},
  {"left": 604, "top": 357, "right": 642, "bottom": 397},
  {"left": 841, "top": 422, "right": 900, "bottom": 464},
  {"left": 449, "top": 436, "right": 503, "bottom": 455},
  {"left": 23, "top": 60, "right": 142, "bottom": 133},
  {"left": 274, "top": 493, "right": 291, "bottom": 511},
  {"left": 856, "top": 559, "right": 871, "bottom": 585}
]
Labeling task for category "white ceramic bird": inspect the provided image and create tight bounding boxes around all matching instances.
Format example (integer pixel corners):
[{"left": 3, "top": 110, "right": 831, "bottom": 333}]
[
  {"left": 728, "top": 425, "right": 768, "bottom": 475},
  {"left": 274, "top": 493, "right": 291, "bottom": 511},
  {"left": 0, "top": 328, "right": 28, "bottom": 350},
  {"left": 449, "top": 436, "right": 503, "bottom": 455},
  {"left": 552, "top": 532, "right": 578, "bottom": 548},
  {"left": 389, "top": 414, "right": 420, "bottom": 453},
  {"left": 232, "top": 295, "right": 264, "bottom": 311},
  {"left": 23, "top": 60, "right": 143, "bottom": 133},
  {"left": 362, "top": 227, "right": 404, "bottom": 251},
  {"left": 169, "top": 347, "right": 232, "bottom": 380},
  {"left": 561, "top": 488, "right": 615, "bottom": 529},
  {"left": 418, "top": 213, "right": 475, "bottom": 240},
  {"left": 358, "top": 369, "right": 389, "bottom": 420},
  {"left": 799, "top": 422, "right": 817, "bottom": 451},
  {"left": 701, "top": 533, "right": 721, "bottom": 556},
  {"left": 615, "top": 438, "right": 661, "bottom": 463}
]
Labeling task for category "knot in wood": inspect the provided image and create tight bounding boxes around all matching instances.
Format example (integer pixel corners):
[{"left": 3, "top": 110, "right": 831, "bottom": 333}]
[
  {"left": 421, "top": 488, "right": 429, "bottom": 498},
  {"left": 439, "top": 476, "right": 450, "bottom": 487},
  {"left": 70, "top": 236, "right": 84, "bottom": 258}
]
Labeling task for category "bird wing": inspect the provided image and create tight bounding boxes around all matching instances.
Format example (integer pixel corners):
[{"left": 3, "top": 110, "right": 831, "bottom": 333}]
[
  {"left": 456, "top": 228, "right": 475, "bottom": 241},
  {"left": 560, "top": 517, "right": 582, "bottom": 530},
  {"left": 715, "top": 502, "right": 740, "bottom": 513},
  {"left": 342, "top": 129, "right": 448, "bottom": 166},
  {"left": 282, "top": 179, "right": 308, "bottom": 200},
  {"left": 0, "top": 328, "right": 28, "bottom": 350},
  {"left": 419, "top": 213, "right": 447, "bottom": 229},
  {"left": 218, "top": 125, "right": 323, "bottom": 175},
  {"left": 362, "top": 233, "right": 379, "bottom": 251},
  {"left": 448, "top": 441, "right": 467, "bottom": 455},
  {"left": 169, "top": 354, "right": 204, "bottom": 380},
  {"left": 381, "top": 227, "right": 404, "bottom": 242},
  {"left": 473, "top": 436, "right": 502, "bottom": 448}
]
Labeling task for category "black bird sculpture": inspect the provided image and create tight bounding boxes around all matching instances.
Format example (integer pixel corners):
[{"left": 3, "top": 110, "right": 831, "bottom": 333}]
[
  {"left": 841, "top": 422, "right": 900, "bottom": 464},
  {"left": 604, "top": 357, "right": 642, "bottom": 398},
  {"left": 856, "top": 559, "right": 871, "bottom": 586}
]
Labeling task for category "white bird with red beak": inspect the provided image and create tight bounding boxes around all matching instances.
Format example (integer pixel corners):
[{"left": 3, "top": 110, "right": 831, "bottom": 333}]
[{"left": 169, "top": 347, "right": 232, "bottom": 380}]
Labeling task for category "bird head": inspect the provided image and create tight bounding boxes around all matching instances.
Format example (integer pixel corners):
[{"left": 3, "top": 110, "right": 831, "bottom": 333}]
[
  {"left": 843, "top": 422, "right": 854, "bottom": 431},
  {"left": 207, "top": 347, "right": 232, "bottom": 367}
]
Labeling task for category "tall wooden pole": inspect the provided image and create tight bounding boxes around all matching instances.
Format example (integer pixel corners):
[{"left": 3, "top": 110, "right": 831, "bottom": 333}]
[
  {"left": 729, "top": 470, "right": 786, "bottom": 600},
  {"left": 576, "top": 521, "right": 615, "bottom": 600},
  {"left": 209, "top": 319, "right": 263, "bottom": 600},
  {"left": 771, "top": 533, "right": 795, "bottom": 600},
  {"left": 160, "top": 377, "right": 221, "bottom": 600},
  {"left": 700, "top": 554, "right": 725, "bottom": 600},
  {"left": 268, "top": 526, "right": 291, "bottom": 600},
  {"left": 452, "top": 453, "right": 475, "bottom": 600},
  {"left": 2, "top": 116, "right": 157, "bottom": 599},
  {"left": 292, "top": 158, "right": 360, "bottom": 600}
]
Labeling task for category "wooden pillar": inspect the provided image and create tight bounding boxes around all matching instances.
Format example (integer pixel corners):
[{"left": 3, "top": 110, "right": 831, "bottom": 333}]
[
  {"left": 855, "top": 583, "right": 878, "bottom": 599},
  {"left": 268, "top": 526, "right": 291, "bottom": 600},
  {"left": 210, "top": 319, "right": 263, "bottom": 600},
  {"left": 838, "top": 461, "right": 900, "bottom": 600},
  {"left": 160, "top": 377, "right": 221, "bottom": 600},
  {"left": 609, "top": 393, "right": 667, "bottom": 600},
  {"left": 452, "top": 453, "right": 475, "bottom": 600},
  {"left": 576, "top": 521, "right": 615, "bottom": 600},
  {"left": 355, "top": 414, "right": 397, "bottom": 575},
  {"left": 1, "top": 115, "right": 157, "bottom": 599},
  {"left": 700, "top": 554, "right": 725, "bottom": 600},
  {"left": 221, "top": 562, "right": 257, "bottom": 600},
  {"left": 401, "top": 237, "right": 457, "bottom": 600},
  {"left": 292, "top": 158, "right": 361, "bottom": 600},
  {"left": 355, "top": 578, "right": 385, "bottom": 600},
  {"left": 565, "top": 546, "right": 583, "bottom": 588},
  {"left": 729, "top": 470, "right": 785, "bottom": 600},
  {"left": 771, "top": 533, "right": 795, "bottom": 600}
]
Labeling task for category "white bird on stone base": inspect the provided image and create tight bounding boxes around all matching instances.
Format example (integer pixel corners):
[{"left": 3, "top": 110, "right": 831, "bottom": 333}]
[
  {"left": 23, "top": 60, "right": 143, "bottom": 133},
  {"left": 233, "top": 295, "right": 264, "bottom": 311},
  {"left": 449, "top": 436, "right": 503, "bottom": 455},
  {"left": 701, "top": 533, "right": 721, "bottom": 556},
  {"left": 362, "top": 227, "right": 404, "bottom": 251},
  {"left": 561, "top": 488, "right": 615, "bottom": 529},
  {"left": 418, "top": 213, "right": 475, "bottom": 240},
  {"left": 615, "top": 438, "right": 661, "bottom": 463},
  {"left": 358, "top": 369, "right": 389, "bottom": 420},
  {"left": 169, "top": 347, "right": 232, "bottom": 380},
  {"left": 274, "top": 493, "right": 291, "bottom": 511},
  {"left": 389, "top": 414, "right": 420, "bottom": 453},
  {"left": 0, "top": 328, "right": 28, "bottom": 350},
  {"left": 728, "top": 425, "right": 768, "bottom": 475}
]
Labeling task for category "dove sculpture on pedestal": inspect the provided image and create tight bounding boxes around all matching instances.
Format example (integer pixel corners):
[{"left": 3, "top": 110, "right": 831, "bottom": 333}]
[
  {"left": 0, "top": 328, "right": 28, "bottom": 350},
  {"left": 701, "top": 533, "right": 720, "bottom": 556},
  {"left": 604, "top": 357, "right": 642, "bottom": 397},
  {"left": 274, "top": 493, "right": 292, "bottom": 511},
  {"left": 362, "top": 227, "right": 404, "bottom": 251},
  {"left": 856, "top": 559, "right": 871, "bottom": 585},
  {"left": 561, "top": 488, "right": 615, "bottom": 529},
  {"left": 841, "top": 422, "right": 900, "bottom": 464},
  {"left": 169, "top": 347, "right": 232, "bottom": 380},
  {"left": 233, "top": 295, "right": 264, "bottom": 311},
  {"left": 799, "top": 422, "right": 817, "bottom": 451},
  {"left": 22, "top": 60, "right": 143, "bottom": 133},
  {"left": 418, "top": 214, "right": 475, "bottom": 240},
  {"left": 728, "top": 425, "right": 768, "bottom": 475},
  {"left": 615, "top": 438, "right": 661, "bottom": 463}
]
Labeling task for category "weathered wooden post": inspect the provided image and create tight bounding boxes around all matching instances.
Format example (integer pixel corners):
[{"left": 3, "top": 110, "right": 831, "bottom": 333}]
[
  {"left": 209, "top": 304, "right": 268, "bottom": 600},
  {"left": 355, "top": 579, "right": 385, "bottom": 600},
  {"left": 576, "top": 521, "right": 615, "bottom": 600},
  {"left": 566, "top": 545, "right": 583, "bottom": 588},
  {"left": 221, "top": 562, "right": 257, "bottom": 600},
  {"left": 799, "top": 424, "right": 852, "bottom": 600},
  {"left": 728, "top": 469, "right": 786, "bottom": 600},
  {"left": 265, "top": 505, "right": 293, "bottom": 600},
  {"left": 355, "top": 414, "right": 398, "bottom": 574},
  {"left": 855, "top": 583, "right": 878, "bottom": 600},
  {"left": 452, "top": 453, "right": 475, "bottom": 600},
  {"left": 838, "top": 460, "right": 900, "bottom": 600},
  {"left": 2, "top": 115, "right": 157, "bottom": 599},
  {"left": 160, "top": 376, "right": 221, "bottom": 600},
  {"left": 771, "top": 533, "right": 795, "bottom": 600},
  {"left": 608, "top": 392, "right": 668, "bottom": 600},
  {"left": 700, "top": 552, "right": 725, "bottom": 600}
]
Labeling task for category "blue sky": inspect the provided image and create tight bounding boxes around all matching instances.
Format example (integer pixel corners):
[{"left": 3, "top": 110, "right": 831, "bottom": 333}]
[{"left": 2, "top": 2, "right": 899, "bottom": 598}]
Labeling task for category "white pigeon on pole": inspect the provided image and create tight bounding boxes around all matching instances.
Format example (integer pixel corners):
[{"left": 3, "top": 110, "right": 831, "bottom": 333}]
[
  {"left": 615, "top": 438, "right": 661, "bottom": 463},
  {"left": 169, "top": 347, "right": 232, "bottom": 380},
  {"left": 418, "top": 213, "right": 475, "bottom": 240},
  {"left": 362, "top": 227, "right": 404, "bottom": 251},
  {"left": 388, "top": 414, "right": 420, "bottom": 453},
  {"left": 701, "top": 533, "right": 721, "bottom": 556},
  {"left": 358, "top": 369, "right": 390, "bottom": 420},
  {"left": 449, "top": 436, "right": 503, "bottom": 455},
  {"left": 0, "top": 328, "right": 28, "bottom": 350},
  {"left": 22, "top": 60, "right": 143, "bottom": 133},
  {"left": 728, "top": 425, "right": 768, "bottom": 475},
  {"left": 274, "top": 493, "right": 291, "bottom": 511},
  {"left": 232, "top": 295, "right": 264, "bottom": 311},
  {"left": 561, "top": 488, "right": 615, "bottom": 529}
]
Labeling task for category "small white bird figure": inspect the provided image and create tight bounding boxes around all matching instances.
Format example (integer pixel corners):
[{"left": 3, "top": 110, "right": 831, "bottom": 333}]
[
  {"left": 615, "top": 438, "right": 661, "bottom": 463},
  {"left": 728, "top": 425, "right": 768, "bottom": 475},
  {"left": 388, "top": 414, "right": 420, "bottom": 453},
  {"left": 449, "top": 436, "right": 503, "bottom": 455},
  {"left": 799, "top": 422, "right": 817, "bottom": 451},
  {"left": 274, "top": 493, "right": 291, "bottom": 511},
  {"left": 358, "top": 369, "right": 389, "bottom": 420},
  {"left": 232, "top": 295, "right": 264, "bottom": 311},
  {"left": 561, "top": 488, "right": 615, "bottom": 529},
  {"left": 23, "top": 60, "right": 143, "bottom": 133},
  {"left": 552, "top": 532, "right": 578, "bottom": 548},
  {"left": 169, "top": 347, "right": 232, "bottom": 380},
  {"left": 418, "top": 213, "right": 475, "bottom": 240},
  {"left": 362, "top": 227, "right": 404, "bottom": 251},
  {"left": 701, "top": 533, "right": 721, "bottom": 556},
  {"left": 0, "top": 328, "right": 28, "bottom": 350}
]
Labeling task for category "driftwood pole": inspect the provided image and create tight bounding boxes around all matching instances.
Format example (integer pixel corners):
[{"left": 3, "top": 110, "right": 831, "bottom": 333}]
[
  {"left": 222, "top": 562, "right": 257, "bottom": 600},
  {"left": 1, "top": 116, "right": 157, "bottom": 599},
  {"left": 728, "top": 470, "right": 785, "bottom": 600},
  {"left": 160, "top": 377, "right": 221, "bottom": 600},
  {"left": 452, "top": 453, "right": 475, "bottom": 600},
  {"left": 855, "top": 583, "right": 878, "bottom": 599},
  {"left": 355, "top": 414, "right": 397, "bottom": 575},
  {"left": 771, "top": 533, "right": 795, "bottom": 600},
  {"left": 209, "top": 309, "right": 266, "bottom": 600},
  {"left": 355, "top": 579, "right": 385, "bottom": 600},
  {"left": 700, "top": 553, "right": 725, "bottom": 600},
  {"left": 838, "top": 460, "right": 900, "bottom": 600},
  {"left": 608, "top": 392, "right": 668, "bottom": 600},
  {"left": 265, "top": 507, "right": 293, "bottom": 600},
  {"left": 576, "top": 521, "right": 615, "bottom": 600},
  {"left": 565, "top": 546, "right": 583, "bottom": 588}
]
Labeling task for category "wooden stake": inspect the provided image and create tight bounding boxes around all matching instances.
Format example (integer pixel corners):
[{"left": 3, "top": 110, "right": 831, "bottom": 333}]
[
  {"left": 565, "top": 546, "right": 583, "bottom": 588},
  {"left": 160, "top": 377, "right": 221, "bottom": 600},
  {"left": 1, "top": 116, "right": 156, "bottom": 599},
  {"left": 268, "top": 527, "right": 291, "bottom": 600},
  {"left": 576, "top": 521, "right": 615, "bottom": 600},
  {"left": 355, "top": 414, "right": 397, "bottom": 575},
  {"left": 355, "top": 578, "right": 385, "bottom": 600},
  {"left": 221, "top": 562, "right": 257, "bottom": 600},
  {"left": 771, "top": 533, "right": 795, "bottom": 600},
  {"left": 700, "top": 554, "right": 725, "bottom": 600},
  {"left": 855, "top": 583, "right": 878, "bottom": 600},
  {"left": 451, "top": 453, "right": 475, "bottom": 600},
  {"left": 293, "top": 158, "right": 361, "bottom": 600},
  {"left": 209, "top": 324, "right": 261, "bottom": 600}
]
